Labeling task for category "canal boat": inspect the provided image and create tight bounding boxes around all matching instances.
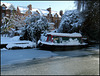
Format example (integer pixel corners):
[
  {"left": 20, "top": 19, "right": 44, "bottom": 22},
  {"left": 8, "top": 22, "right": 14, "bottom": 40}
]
[{"left": 38, "top": 33, "right": 88, "bottom": 51}]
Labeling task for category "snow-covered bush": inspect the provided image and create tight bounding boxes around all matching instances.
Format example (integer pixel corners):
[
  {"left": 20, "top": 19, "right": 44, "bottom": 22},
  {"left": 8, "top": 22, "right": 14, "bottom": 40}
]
[
  {"left": 57, "top": 10, "right": 84, "bottom": 33},
  {"left": 20, "top": 12, "right": 50, "bottom": 44}
]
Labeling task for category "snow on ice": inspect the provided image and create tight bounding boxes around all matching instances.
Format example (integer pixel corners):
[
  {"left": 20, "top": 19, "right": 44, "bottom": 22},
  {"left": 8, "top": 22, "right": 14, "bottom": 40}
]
[{"left": 1, "top": 49, "right": 58, "bottom": 65}]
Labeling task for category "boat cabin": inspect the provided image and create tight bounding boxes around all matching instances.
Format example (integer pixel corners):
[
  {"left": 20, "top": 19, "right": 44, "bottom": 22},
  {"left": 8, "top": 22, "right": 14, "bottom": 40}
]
[{"left": 46, "top": 33, "right": 83, "bottom": 43}]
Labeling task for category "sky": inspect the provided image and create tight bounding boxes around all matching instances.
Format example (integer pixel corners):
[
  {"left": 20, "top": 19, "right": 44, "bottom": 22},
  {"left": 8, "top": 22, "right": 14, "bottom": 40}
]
[{"left": 1, "top": 1, "right": 77, "bottom": 13}]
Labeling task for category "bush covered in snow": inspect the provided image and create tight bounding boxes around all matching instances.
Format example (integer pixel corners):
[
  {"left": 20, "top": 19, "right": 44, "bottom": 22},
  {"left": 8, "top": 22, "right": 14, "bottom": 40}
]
[
  {"left": 20, "top": 12, "right": 50, "bottom": 44},
  {"left": 57, "top": 10, "right": 84, "bottom": 33}
]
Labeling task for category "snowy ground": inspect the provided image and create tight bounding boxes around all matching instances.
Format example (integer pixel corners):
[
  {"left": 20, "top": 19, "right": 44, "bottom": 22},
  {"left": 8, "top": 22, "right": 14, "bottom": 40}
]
[
  {"left": 1, "top": 36, "right": 36, "bottom": 49},
  {"left": 2, "top": 56, "right": 99, "bottom": 75}
]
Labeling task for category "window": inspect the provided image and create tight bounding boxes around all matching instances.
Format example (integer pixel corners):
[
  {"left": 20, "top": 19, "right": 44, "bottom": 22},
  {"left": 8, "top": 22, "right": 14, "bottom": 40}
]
[
  {"left": 11, "top": 10, "right": 13, "bottom": 14},
  {"left": 48, "top": 36, "right": 51, "bottom": 42},
  {"left": 59, "top": 37, "right": 62, "bottom": 43},
  {"left": 55, "top": 14, "right": 58, "bottom": 17},
  {"left": 28, "top": 11, "right": 31, "bottom": 14},
  {"left": 2, "top": 13, "right": 5, "bottom": 17},
  {"left": 2, "top": 7, "right": 6, "bottom": 10},
  {"left": 55, "top": 20, "right": 57, "bottom": 23},
  {"left": 6, "top": 14, "right": 9, "bottom": 16}
]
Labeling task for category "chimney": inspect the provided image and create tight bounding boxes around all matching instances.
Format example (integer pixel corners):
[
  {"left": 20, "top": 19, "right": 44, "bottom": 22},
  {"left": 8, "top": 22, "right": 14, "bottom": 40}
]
[
  {"left": 36, "top": 10, "right": 39, "bottom": 14},
  {"left": 47, "top": 7, "right": 51, "bottom": 14},
  {"left": 59, "top": 10, "right": 63, "bottom": 16},
  {"left": 27, "top": 4, "right": 32, "bottom": 10}
]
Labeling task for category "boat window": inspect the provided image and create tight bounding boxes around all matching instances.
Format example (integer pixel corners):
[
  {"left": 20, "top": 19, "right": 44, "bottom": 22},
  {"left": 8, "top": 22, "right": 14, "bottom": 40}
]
[
  {"left": 48, "top": 36, "right": 51, "bottom": 42},
  {"left": 53, "top": 36, "right": 58, "bottom": 43},
  {"left": 59, "top": 37, "right": 62, "bottom": 43}
]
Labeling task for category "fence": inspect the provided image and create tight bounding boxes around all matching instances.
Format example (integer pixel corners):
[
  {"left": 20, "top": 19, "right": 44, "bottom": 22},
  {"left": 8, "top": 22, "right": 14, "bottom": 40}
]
[{"left": 1, "top": 32, "right": 11, "bottom": 37}]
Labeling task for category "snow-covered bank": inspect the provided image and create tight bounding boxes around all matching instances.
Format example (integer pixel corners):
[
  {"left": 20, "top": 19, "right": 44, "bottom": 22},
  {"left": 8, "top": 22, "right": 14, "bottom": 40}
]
[
  {"left": 1, "top": 36, "right": 36, "bottom": 49},
  {"left": 1, "top": 56, "right": 99, "bottom": 75},
  {"left": 1, "top": 48, "right": 8, "bottom": 50}
]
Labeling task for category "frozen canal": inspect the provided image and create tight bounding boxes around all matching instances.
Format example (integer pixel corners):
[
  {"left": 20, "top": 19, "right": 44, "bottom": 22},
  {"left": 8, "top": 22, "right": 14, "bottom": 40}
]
[{"left": 1, "top": 44, "right": 99, "bottom": 75}]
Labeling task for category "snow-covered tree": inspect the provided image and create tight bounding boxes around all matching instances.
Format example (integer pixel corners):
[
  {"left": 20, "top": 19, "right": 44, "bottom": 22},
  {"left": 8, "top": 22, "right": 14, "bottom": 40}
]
[
  {"left": 1, "top": 17, "right": 9, "bottom": 33},
  {"left": 74, "top": 0, "right": 86, "bottom": 12},
  {"left": 20, "top": 12, "right": 50, "bottom": 45},
  {"left": 57, "top": 10, "right": 84, "bottom": 33},
  {"left": 1, "top": 15, "right": 24, "bottom": 36},
  {"left": 80, "top": 0, "right": 99, "bottom": 41}
]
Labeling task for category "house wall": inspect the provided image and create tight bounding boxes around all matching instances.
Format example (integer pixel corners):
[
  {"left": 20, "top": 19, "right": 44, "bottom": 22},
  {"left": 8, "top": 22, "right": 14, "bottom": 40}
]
[
  {"left": 46, "top": 7, "right": 61, "bottom": 29},
  {"left": 46, "top": 14, "right": 53, "bottom": 22},
  {"left": 1, "top": 4, "right": 16, "bottom": 18},
  {"left": 5, "top": 10, "right": 11, "bottom": 17},
  {"left": 27, "top": 4, "right": 32, "bottom": 10},
  {"left": 25, "top": 10, "right": 32, "bottom": 16},
  {"left": 53, "top": 13, "right": 60, "bottom": 29},
  {"left": 1, "top": 7, "right": 6, "bottom": 18},
  {"left": 16, "top": 7, "right": 21, "bottom": 16}
]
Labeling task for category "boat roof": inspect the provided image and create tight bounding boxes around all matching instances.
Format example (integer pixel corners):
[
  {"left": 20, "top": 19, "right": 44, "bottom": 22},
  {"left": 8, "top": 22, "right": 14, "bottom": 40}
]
[{"left": 47, "top": 33, "right": 82, "bottom": 37}]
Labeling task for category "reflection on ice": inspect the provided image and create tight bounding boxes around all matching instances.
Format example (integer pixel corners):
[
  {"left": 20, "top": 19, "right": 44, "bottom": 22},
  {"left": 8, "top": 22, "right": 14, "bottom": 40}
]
[
  {"left": 53, "top": 50, "right": 94, "bottom": 57},
  {"left": 1, "top": 49, "right": 57, "bottom": 65}
]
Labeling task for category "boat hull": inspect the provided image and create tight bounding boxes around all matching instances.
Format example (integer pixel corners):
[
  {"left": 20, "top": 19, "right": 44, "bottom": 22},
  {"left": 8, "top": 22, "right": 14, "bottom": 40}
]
[{"left": 38, "top": 42, "right": 88, "bottom": 51}]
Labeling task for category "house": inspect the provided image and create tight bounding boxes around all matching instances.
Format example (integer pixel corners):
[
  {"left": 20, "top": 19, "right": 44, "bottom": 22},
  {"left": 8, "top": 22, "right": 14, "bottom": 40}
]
[
  {"left": 46, "top": 7, "right": 61, "bottom": 29},
  {"left": 16, "top": 4, "right": 41, "bottom": 20},
  {"left": 17, "top": 4, "right": 61, "bottom": 30},
  {"left": 53, "top": 13, "right": 61, "bottom": 29},
  {"left": 17, "top": 5, "right": 31, "bottom": 17},
  {"left": 1, "top": 2, "right": 16, "bottom": 18}
]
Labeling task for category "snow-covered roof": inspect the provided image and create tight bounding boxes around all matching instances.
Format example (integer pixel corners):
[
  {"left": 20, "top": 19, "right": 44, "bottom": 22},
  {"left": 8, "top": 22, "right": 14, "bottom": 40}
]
[
  {"left": 31, "top": 8, "right": 49, "bottom": 16},
  {"left": 31, "top": 8, "right": 61, "bottom": 17},
  {"left": 31, "top": 8, "right": 40, "bottom": 13},
  {"left": 51, "top": 11, "right": 61, "bottom": 17},
  {"left": 18, "top": 6, "right": 28, "bottom": 14},
  {"left": 40, "top": 9, "right": 49, "bottom": 16},
  {"left": 31, "top": 8, "right": 43, "bottom": 16},
  {"left": 17, "top": 4, "right": 61, "bottom": 17},
  {"left": 1, "top": 2, "right": 15, "bottom": 10},
  {"left": 47, "top": 33, "right": 82, "bottom": 37},
  {"left": 51, "top": 11, "right": 57, "bottom": 17}
]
